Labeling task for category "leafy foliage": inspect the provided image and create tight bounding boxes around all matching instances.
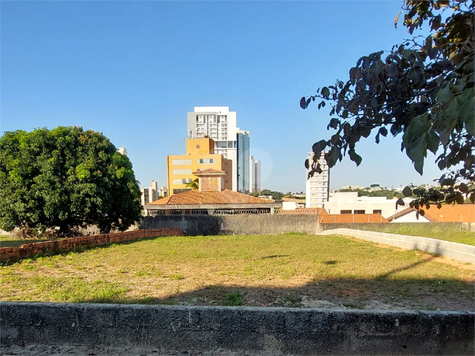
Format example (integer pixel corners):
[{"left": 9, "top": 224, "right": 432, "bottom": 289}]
[
  {"left": 260, "top": 189, "right": 284, "bottom": 200},
  {"left": 186, "top": 178, "right": 199, "bottom": 190},
  {"left": 301, "top": 0, "right": 474, "bottom": 206},
  {"left": 0, "top": 127, "right": 142, "bottom": 234}
]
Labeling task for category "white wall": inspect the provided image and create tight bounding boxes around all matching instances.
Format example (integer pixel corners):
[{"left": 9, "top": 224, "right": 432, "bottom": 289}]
[{"left": 324, "top": 192, "right": 413, "bottom": 218}]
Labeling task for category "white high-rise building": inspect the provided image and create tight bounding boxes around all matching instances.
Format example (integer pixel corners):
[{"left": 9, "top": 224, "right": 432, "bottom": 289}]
[
  {"left": 249, "top": 157, "right": 261, "bottom": 193},
  {"left": 306, "top": 152, "right": 330, "bottom": 208}
]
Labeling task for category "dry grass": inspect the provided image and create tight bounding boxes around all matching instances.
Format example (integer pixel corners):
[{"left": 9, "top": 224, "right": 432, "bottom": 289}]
[{"left": 1, "top": 234, "right": 473, "bottom": 311}]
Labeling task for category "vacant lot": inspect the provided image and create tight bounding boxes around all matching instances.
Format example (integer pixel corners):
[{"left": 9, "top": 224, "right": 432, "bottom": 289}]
[{"left": 1, "top": 234, "right": 473, "bottom": 311}]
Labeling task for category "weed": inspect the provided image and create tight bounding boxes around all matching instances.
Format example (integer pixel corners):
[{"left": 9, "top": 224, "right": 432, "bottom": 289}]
[
  {"left": 168, "top": 274, "right": 185, "bottom": 280},
  {"left": 223, "top": 292, "right": 243, "bottom": 306},
  {"left": 161, "top": 298, "right": 178, "bottom": 305}
]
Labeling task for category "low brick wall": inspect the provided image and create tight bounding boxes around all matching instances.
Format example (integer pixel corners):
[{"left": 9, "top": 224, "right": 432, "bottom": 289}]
[
  {"left": 1, "top": 302, "right": 473, "bottom": 355},
  {"left": 0, "top": 228, "right": 184, "bottom": 264}
]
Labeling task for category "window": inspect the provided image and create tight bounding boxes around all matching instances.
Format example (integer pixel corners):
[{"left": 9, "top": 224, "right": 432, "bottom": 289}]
[
  {"left": 173, "top": 189, "right": 191, "bottom": 194},
  {"left": 354, "top": 210, "right": 365, "bottom": 214},
  {"left": 196, "top": 145, "right": 200, "bottom": 149},
  {"left": 373, "top": 210, "right": 382, "bottom": 214},
  {"left": 197, "top": 158, "right": 216, "bottom": 164},
  {"left": 173, "top": 179, "right": 192, "bottom": 184},
  {"left": 341, "top": 210, "right": 352, "bottom": 214},
  {"left": 173, "top": 169, "right": 192, "bottom": 175},
  {"left": 172, "top": 159, "right": 191, "bottom": 165}
]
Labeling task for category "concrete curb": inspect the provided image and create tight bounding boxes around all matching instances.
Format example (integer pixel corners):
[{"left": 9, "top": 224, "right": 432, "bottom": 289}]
[
  {"left": 319, "top": 228, "right": 475, "bottom": 264},
  {"left": 1, "top": 302, "right": 473, "bottom": 355}
]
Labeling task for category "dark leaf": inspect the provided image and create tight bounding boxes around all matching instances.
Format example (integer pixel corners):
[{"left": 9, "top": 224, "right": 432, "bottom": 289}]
[
  {"left": 456, "top": 194, "right": 465, "bottom": 205},
  {"left": 403, "top": 186, "right": 412, "bottom": 197},
  {"left": 300, "top": 97, "right": 308, "bottom": 109},
  {"left": 328, "top": 118, "right": 339, "bottom": 130},
  {"left": 312, "top": 140, "right": 327, "bottom": 159},
  {"left": 396, "top": 198, "right": 405, "bottom": 207},
  {"left": 349, "top": 149, "right": 362, "bottom": 166},
  {"left": 321, "top": 87, "right": 330, "bottom": 99},
  {"left": 459, "top": 183, "right": 468, "bottom": 193}
]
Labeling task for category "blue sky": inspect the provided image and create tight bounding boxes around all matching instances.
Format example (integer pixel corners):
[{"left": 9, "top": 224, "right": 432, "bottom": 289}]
[{"left": 1, "top": 0, "right": 444, "bottom": 192}]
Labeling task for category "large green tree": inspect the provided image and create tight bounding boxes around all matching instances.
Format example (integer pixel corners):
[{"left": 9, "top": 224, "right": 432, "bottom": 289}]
[
  {"left": 301, "top": 0, "right": 474, "bottom": 210},
  {"left": 0, "top": 127, "right": 142, "bottom": 234}
]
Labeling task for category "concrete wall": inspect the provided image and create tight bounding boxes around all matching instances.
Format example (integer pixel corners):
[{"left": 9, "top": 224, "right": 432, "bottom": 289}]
[
  {"left": 141, "top": 214, "right": 322, "bottom": 236},
  {"left": 320, "top": 228, "right": 475, "bottom": 264},
  {"left": 1, "top": 302, "right": 473, "bottom": 355}
]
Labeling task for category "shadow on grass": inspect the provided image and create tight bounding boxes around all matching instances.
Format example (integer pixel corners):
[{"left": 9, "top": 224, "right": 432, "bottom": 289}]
[{"left": 78, "top": 257, "right": 474, "bottom": 311}]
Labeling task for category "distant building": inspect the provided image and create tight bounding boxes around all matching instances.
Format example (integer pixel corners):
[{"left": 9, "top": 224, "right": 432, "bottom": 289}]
[
  {"left": 237, "top": 130, "right": 250, "bottom": 192},
  {"left": 140, "top": 180, "right": 165, "bottom": 206},
  {"left": 339, "top": 185, "right": 365, "bottom": 190},
  {"left": 324, "top": 192, "right": 413, "bottom": 219},
  {"left": 187, "top": 107, "right": 238, "bottom": 189},
  {"left": 249, "top": 157, "right": 261, "bottom": 193},
  {"left": 167, "top": 137, "right": 232, "bottom": 196},
  {"left": 186, "top": 106, "right": 260, "bottom": 192},
  {"left": 117, "top": 146, "right": 128, "bottom": 156},
  {"left": 305, "top": 152, "right": 330, "bottom": 208},
  {"left": 145, "top": 169, "right": 278, "bottom": 215}
]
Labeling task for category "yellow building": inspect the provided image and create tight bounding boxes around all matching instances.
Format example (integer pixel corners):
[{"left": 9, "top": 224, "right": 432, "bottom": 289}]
[{"left": 167, "top": 137, "right": 233, "bottom": 196}]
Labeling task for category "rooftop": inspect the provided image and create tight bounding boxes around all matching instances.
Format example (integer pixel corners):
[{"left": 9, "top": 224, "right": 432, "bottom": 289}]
[{"left": 147, "top": 189, "right": 275, "bottom": 206}]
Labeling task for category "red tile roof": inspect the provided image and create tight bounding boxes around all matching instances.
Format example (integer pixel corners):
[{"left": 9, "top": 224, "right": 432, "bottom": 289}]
[
  {"left": 320, "top": 214, "right": 389, "bottom": 224},
  {"left": 148, "top": 189, "right": 275, "bottom": 205},
  {"left": 408, "top": 204, "right": 474, "bottom": 222},
  {"left": 387, "top": 205, "right": 475, "bottom": 223}
]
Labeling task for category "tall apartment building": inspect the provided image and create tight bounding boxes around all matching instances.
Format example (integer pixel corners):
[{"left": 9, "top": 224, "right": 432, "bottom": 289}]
[
  {"left": 167, "top": 137, "right": 233, "bottom": 196},
  {"left": 305, "top": 152, "right": 330, "bottom": 208},
  {"left": 249, "top": 157, "right": 261, "bottom": 193},
  {"left": 187, "top": 107, "right": 256, "bottom": 192},
  {"left": 237, "top": 130, "right": 251, "bottom": 192}
]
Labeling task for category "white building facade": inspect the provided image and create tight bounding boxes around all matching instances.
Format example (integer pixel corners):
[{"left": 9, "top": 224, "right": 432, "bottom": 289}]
[
  {"left": 324, "top": 192, "right": 414, "bottom": 218},
  {"left": 140, "top": 180, "right": 167, "bottom": 206},
  {"left": 305, "top": 152, "right": 330, "bottom": 208}
]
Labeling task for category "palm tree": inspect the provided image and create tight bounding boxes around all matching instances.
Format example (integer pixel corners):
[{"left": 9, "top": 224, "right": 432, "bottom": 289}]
[{"left": 186, "top": 178, "right": 199, "bottom": 190}]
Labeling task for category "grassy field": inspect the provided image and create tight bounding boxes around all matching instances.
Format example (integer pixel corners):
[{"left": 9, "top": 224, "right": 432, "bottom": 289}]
[
  {"left": 0, "top": 235, "right": 50, "bottom": 248},
  {"left": 350, "top": 224, "right": 475, "bottom": 246},
  {"left": 1, "top": 234, "right": 473, "bottom": 311}
]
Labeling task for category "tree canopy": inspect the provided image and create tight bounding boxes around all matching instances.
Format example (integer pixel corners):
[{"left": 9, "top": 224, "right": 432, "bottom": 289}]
[
  {"left": 301, "top": 0, "right": 474, "bottom": 209},
  {"left": 0, "top": 127, "right": 142, "bottom": 234}
]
